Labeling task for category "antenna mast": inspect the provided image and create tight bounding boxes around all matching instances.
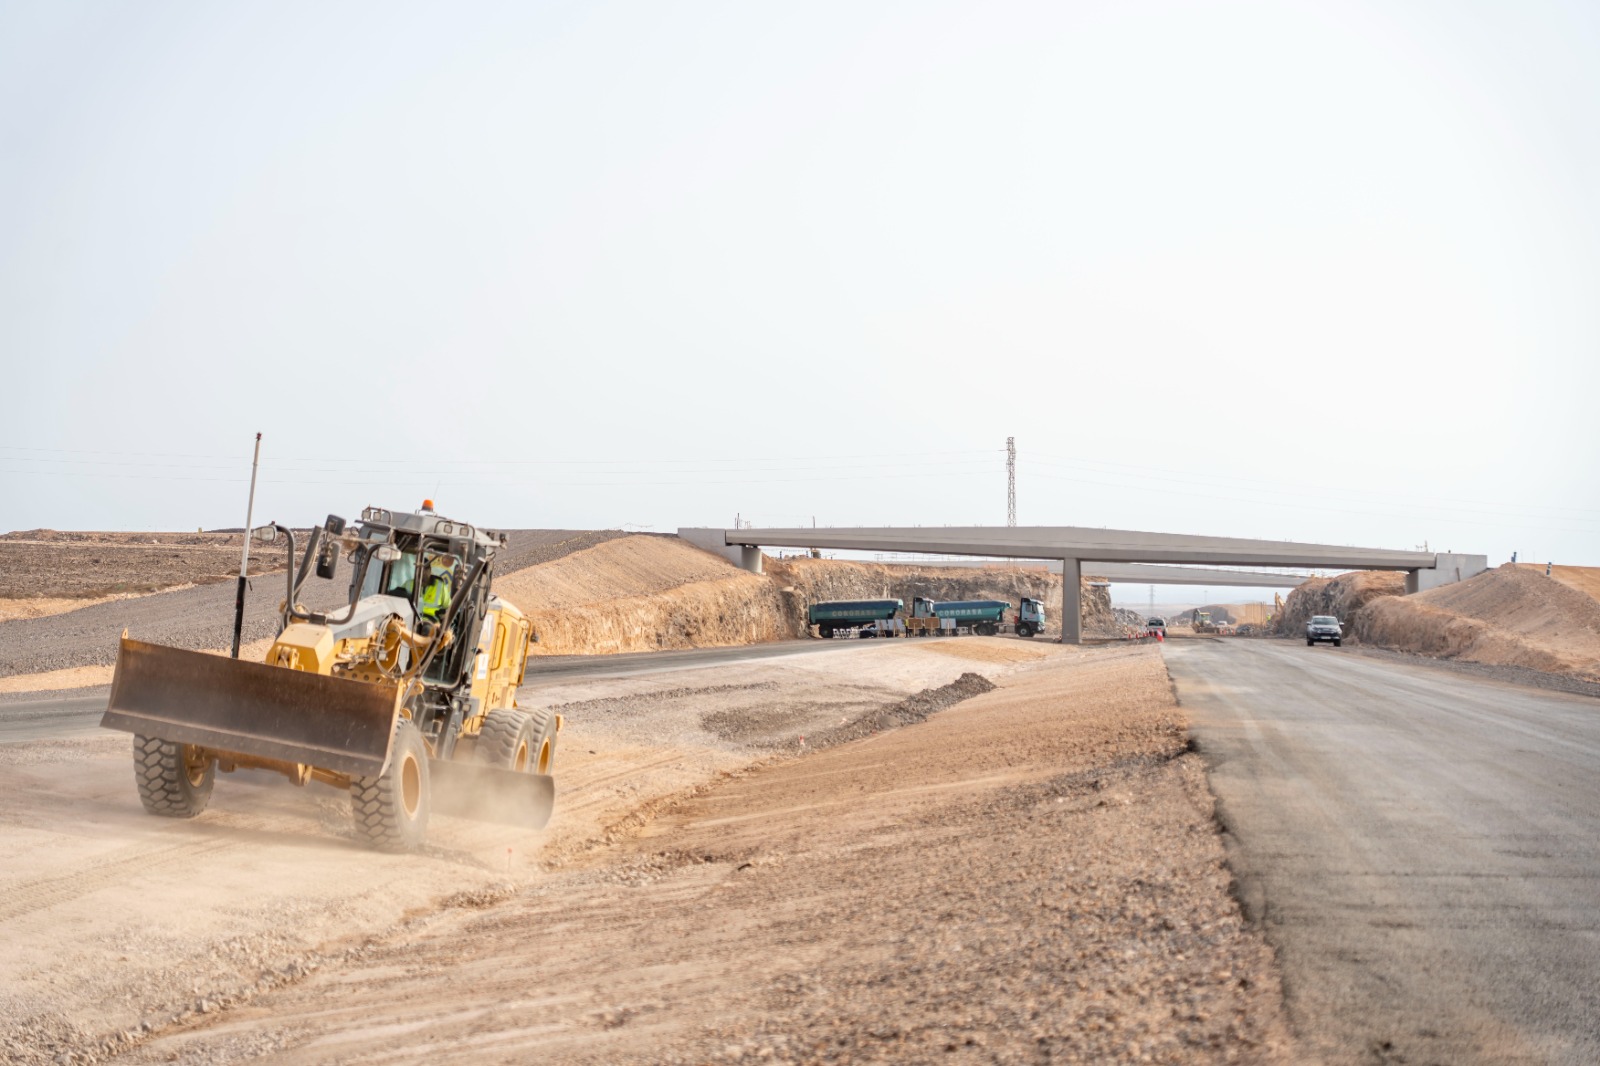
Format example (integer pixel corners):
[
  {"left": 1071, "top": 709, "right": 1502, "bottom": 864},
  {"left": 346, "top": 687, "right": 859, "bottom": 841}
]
[{"left": 1006, "top": 437, "right": 1016, "bottom": 526}]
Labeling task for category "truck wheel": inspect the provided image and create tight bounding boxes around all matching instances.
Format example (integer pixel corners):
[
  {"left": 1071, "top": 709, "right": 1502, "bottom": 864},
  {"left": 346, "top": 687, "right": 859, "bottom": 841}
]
[
  {"left": 819, "top": 624, "right": 834, "bottom": 639},
  {"left": 133, "top": 735, "right": 214, "bottom": 818},
  {"left": 351, "top": 718, "right": 430, "bottom": 852},
  {"left": 476, "top": 708, "right": 538, "bottom": 771},
  {"left": 1307, "top": 638, "right": 1315, "bottom": 646},
  {"left": 1016, "top": 623, "right": 1034, "bottom": 639},
  {"left": 1334, "top": 639, "right": 1342, "bottom": 647},
  {"left": 977, "top": 622, "right": 997, "bottom": 636}
]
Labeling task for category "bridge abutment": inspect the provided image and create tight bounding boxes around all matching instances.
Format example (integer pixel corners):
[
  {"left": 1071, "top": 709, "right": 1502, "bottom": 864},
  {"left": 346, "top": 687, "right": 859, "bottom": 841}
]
[
  {"left": 677, "top": 528, "right": 764, "bottom": 574},
  {"left": 1405, "top": 553, "right": 1488, "bottom": 594}
]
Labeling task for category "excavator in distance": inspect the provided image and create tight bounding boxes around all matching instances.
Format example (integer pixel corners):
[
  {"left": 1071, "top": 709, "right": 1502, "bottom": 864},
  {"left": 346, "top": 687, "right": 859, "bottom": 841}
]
[{"left": 101, "top": 503, "right": 558, "bottom": 851}]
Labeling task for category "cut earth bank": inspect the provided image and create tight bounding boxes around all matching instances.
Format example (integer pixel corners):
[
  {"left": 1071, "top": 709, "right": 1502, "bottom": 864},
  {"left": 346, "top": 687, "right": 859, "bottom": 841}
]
[
  {"left": 1, "top": 640, "right": 1291, "bottom": 1066},
  {"left": 1274, "top": 563, "right": 1600, "bottom": 682}
]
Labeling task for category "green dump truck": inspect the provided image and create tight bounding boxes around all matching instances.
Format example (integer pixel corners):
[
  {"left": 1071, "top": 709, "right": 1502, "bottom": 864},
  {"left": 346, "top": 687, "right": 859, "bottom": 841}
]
[
  {"left": 808, "top": 598, "right": 904, "bottom": 638},
  {"left": 913, "top": 597, "right": 1010, "bottom": 636}
]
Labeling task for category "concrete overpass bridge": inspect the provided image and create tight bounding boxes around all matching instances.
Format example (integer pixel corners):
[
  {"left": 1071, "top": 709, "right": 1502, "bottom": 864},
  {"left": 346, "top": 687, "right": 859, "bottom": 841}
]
[
  {"left": 910, "top": 560, "right": 1319, "bottom": 588},
  {"left": 679, "top": 526, "right": 1487, "bottom": 644}
]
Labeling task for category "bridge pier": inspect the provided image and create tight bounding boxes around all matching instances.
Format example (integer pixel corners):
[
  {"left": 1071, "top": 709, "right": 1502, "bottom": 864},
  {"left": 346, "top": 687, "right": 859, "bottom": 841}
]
[{"left": 1060, "top": 558, "right": 1082, "bottom": 645}]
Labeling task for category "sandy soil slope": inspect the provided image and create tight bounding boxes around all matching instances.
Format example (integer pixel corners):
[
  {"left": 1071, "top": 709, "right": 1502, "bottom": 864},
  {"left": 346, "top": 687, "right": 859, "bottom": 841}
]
[
  {"left": 2, "top": 642, "right": 1289, "bottom": 1066},
  {"left": 497, "top": 536, "right": 792, "bottom": 656},
  {"left": 1521, "top": 562, "right": 1600, "bottom": 603},
  {"left": 495, "top": 535, "right": 736, "bottom": 609},
  {"left": 1359, "top": 564, "right": 1600, "bottom": 680}
]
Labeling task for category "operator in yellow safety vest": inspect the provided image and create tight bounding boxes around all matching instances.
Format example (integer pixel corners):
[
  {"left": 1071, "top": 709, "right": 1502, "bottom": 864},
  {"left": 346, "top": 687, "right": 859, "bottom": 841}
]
[{"left": 420, "top": 558, "right": 454, "bottom": 620}]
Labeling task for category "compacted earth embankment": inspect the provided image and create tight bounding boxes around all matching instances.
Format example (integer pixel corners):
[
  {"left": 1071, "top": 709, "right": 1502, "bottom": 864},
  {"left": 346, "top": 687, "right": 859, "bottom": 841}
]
[{"left": 12, "top": 641, "right": 1289, "bottom": 1066}]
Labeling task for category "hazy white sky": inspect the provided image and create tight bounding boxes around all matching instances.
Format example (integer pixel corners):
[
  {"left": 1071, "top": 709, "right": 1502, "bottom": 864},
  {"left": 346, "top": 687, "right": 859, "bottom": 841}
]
[{"left": 4, "top": 1, "right": 1597, "bottom": 574}]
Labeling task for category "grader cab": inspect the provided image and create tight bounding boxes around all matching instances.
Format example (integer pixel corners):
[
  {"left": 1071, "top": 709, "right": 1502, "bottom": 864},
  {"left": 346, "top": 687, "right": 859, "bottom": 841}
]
[{"left": 102, "top": 505, "right": 558, "bottom": 851}]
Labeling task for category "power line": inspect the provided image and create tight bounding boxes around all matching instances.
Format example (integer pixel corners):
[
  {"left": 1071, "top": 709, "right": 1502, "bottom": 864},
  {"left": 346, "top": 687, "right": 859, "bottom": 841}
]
[
  {"left": 1028, "top": 451, "right": 1600, "bottom": 519},
  {"left": 0, "top": 444, "right": 1005, "bottom": 468},
  {"left": 1023, "top": 468, "right": 1600, "bottom": 536},
  {"left": 0, "top": 466, "right": 997, "bottom": 490}
]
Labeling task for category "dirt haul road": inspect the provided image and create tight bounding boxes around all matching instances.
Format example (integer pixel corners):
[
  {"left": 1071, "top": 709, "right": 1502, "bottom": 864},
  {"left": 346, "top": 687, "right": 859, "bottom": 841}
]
[{"left": 1, "top": 640, "right": 1289, "bottom": 1065}]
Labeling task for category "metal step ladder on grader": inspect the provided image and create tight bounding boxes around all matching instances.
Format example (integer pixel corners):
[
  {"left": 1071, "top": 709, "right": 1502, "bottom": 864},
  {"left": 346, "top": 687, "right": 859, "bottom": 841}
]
[{"left": 101, "top": 504, "right": 558, "bottom": 851}]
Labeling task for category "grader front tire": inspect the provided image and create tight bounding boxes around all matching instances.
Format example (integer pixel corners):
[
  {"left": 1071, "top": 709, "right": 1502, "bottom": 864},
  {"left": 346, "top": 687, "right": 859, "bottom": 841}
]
[
  {"left": 133, "top": 735, "right": 214, "bottom": 818},
  {"left": 351, "top": 719, "right": 430, "bottom": 852}
]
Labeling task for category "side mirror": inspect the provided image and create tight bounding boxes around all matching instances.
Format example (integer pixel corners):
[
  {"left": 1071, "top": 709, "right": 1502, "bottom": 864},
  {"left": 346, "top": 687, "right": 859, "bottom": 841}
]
[
  {"left": 315, "top": 537, "right": 340, "bottom": 580},
  {"left": 324, "top": 514, "right": 347, "bottom": 536},
  {"left": 250, "top": 524, "right": 277, "bottom": 546}
]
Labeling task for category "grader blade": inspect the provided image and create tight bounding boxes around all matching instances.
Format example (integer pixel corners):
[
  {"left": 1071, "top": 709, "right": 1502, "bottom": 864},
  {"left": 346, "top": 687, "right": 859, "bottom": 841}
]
[
  {"left": 428, "top": 759, "right": 555, "bottom": 829},
  {"left": 101, "top": 638, "right": 401, "bottom": 777}
]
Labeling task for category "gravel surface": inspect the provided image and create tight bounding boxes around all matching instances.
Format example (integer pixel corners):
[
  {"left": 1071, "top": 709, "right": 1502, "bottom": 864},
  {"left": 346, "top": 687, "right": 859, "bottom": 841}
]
[
  {"left": 0, "top": 529, "right": 624, "bottom": 679},
  {"left": 0, "top": 531, "right": 282, "bottom": 598},
  {"left": 1346, "top": 642, "right": 1600, "bottom": 699}
]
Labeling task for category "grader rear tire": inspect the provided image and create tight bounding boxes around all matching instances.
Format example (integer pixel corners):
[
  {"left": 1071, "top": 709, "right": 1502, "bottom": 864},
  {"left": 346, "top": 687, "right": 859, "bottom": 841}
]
[
  {"left": 351, "top": 719, "right": 430, "bottom": 852},
  {"left": 133, "top": 735, "right": 214, "bottom": 818},
  {"left": 524, "top": 707, "right": 557, "bottom": 774},
  {"left": 476, "top": 708, "right": 537, "bottom": 771}
]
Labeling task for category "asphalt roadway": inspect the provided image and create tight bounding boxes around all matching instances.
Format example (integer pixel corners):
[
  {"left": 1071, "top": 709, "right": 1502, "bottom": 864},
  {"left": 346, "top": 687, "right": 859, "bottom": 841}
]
[
  {"left": 1167, "top": 639, "right": 1600, "bottom": 1065},
  {"left": 0, "top": 638, "right": 870, "bottom": 743}
]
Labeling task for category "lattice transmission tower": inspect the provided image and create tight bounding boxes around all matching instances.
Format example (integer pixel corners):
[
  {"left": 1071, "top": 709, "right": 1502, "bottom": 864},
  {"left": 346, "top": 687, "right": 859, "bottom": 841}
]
[{"left": 1006, "top": 437, "right": 1017, "bottom": 526}]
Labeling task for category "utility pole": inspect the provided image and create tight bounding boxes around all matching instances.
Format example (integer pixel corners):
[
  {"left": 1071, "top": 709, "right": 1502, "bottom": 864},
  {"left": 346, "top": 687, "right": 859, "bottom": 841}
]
[{"left": 1006, "top": 437, "right": 1016, "bottom": 526}]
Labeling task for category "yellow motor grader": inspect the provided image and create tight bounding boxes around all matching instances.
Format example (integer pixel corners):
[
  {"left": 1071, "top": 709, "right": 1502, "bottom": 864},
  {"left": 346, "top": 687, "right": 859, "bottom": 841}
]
[{"left": 101, "top": 504, "right": 558, "bottom": 851}]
